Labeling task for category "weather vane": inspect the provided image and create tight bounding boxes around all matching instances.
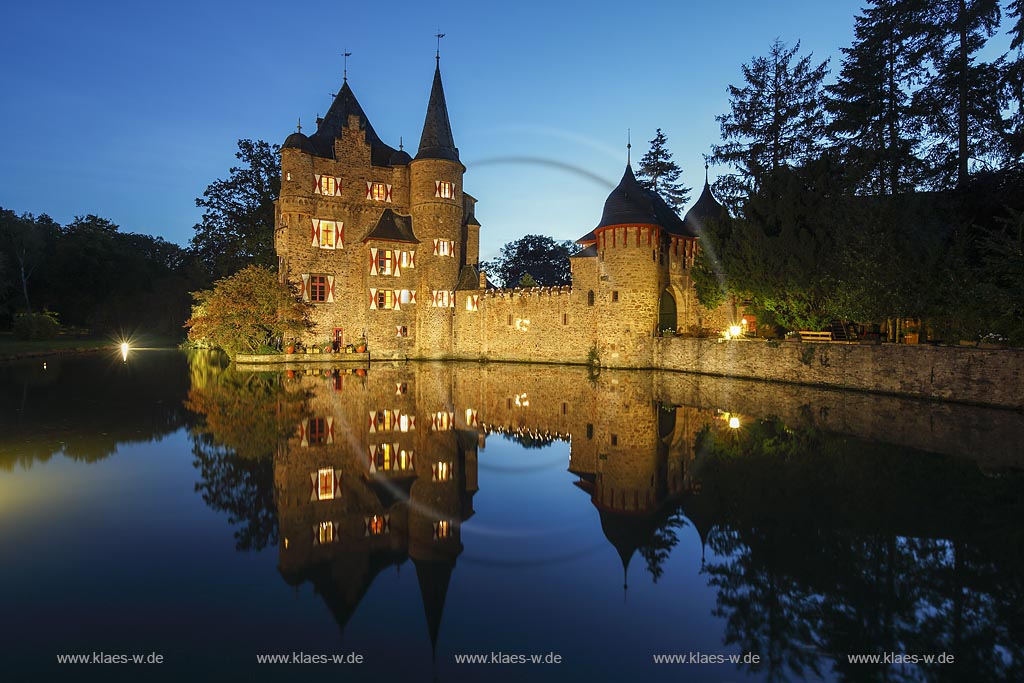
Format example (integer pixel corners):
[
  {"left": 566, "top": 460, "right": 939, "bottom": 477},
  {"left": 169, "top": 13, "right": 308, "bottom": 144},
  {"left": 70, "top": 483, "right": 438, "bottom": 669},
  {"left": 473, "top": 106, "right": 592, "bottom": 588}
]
[
  {"left": 435, "top": 31, "right": 445, "bottom": 63},
  {"left": 627, "top": 128, "right": 631, "bottom": 165},
  {"left": 343, "top": 49, "right": 352, "bottom": 82},
  {"left": 297, "top": 117, "right": 302, "bottom": 133}
]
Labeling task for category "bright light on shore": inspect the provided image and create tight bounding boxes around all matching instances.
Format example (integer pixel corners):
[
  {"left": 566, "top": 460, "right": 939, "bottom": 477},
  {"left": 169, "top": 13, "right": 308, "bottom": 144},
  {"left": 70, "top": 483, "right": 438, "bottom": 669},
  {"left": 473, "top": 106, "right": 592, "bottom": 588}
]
[
  {"left": 729, "top": 325, "right": 743, "bottom": 338},
  {"left": 728, "top": 416, "right": 741, "bottom": 429},
  {"left": 120, "top": 342, "right": 130, "bottom": 361}
]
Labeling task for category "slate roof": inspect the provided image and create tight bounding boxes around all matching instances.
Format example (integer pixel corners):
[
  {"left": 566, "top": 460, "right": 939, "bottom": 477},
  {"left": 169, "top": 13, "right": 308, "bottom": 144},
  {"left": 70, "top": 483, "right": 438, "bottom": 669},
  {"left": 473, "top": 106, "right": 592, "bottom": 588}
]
[
  {"left": 363, "top": 209, "right": 419, "bottom": 244},
  {"left": 578, "top": 164, "right": 697, "bottom": 242},
  {"left": 306, "top": 81, "right": 402, "bottom": 167},
  {"left": 282, "top": 131, "right": 317, "bottom": 154},
  {"left": 416, "top": 64, "right": 459, "bottom": 162},
  {"left": 456, "top": 265, "right": 481, "bottom": 290},
  {"left": 682, "top": 180, "right": 727, "bottom": 235}
]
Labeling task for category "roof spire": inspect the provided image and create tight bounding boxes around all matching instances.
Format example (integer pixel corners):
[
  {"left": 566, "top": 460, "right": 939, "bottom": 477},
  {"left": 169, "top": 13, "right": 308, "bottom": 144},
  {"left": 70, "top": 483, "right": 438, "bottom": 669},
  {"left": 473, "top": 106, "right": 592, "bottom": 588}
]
[
  {"left": 627, "top": 129, "right": 632, "bottom": 166},
  {"left": 343, "top": 49, "right": 352, "bottom": 83},
  {"left": 702, "top": 153, "right": 711, "bottom": 186},
  {"left": 435, "top": 30, "right": 445, "bottom": 65},
  {"left": 416, "top": 51, "right": 459, "bottom": 161},
  {"left": 399, "top": 135, "right": 403, "bottom": 151},
  {"left": 296, "top": 117, "right": 301, "bottom": 133}
]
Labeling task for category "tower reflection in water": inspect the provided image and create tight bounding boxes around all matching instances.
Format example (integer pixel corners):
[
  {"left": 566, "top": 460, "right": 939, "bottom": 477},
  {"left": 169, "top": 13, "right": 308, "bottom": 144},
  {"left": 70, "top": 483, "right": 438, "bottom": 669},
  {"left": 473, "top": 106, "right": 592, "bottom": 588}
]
[{"left": 186, "top": 355, "right": 1024, "bottom": 679}]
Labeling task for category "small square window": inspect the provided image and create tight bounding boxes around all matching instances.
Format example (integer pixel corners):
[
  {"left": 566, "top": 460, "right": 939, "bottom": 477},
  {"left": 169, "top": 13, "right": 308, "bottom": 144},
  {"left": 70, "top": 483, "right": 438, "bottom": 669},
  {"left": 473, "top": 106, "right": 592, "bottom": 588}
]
[
  {"left": 369, "top": 182, "right": 388, "bottom": 201},
  {"left": 434, "top": 520, "right": 452, "bottom": 539},
  {"left": 318, "top": 175, "right": 338, "bottom": 196},
  {"left": 436, "top": 181, "right": 455, "bottom": 199},
  {"left": 396, "top": 326, "right": 408, "bottom": 338},
  {"left": 377, "top": 249, "right": 393, "bottom": 275},
  {"left": 310, "top": 275, "right": 328, "bottom": 302},
  {"left": 318, "top": 521, "right": 334, "bottom": 544},
  {"left": 308, "top": 418, "right": 327, "bottom": 445},
  {"left": 376, "top": 289, "right": 395, "bottom": 310},
  {"left": 433, "top": 461, "right": 454, "bottom": 482}
]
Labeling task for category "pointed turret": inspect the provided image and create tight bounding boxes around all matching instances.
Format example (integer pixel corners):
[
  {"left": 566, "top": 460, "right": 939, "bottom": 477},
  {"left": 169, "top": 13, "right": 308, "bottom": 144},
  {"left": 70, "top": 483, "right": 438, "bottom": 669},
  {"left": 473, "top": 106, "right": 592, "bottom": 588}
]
[
  {"left": 416, "top": 64, "right": 459, "bottom": 161},
  {"left": 683, "top": 171, "right": 727, "bottom": 235},
  {"left": 414, "top": 558, "right": 455, "bottom": 659}
]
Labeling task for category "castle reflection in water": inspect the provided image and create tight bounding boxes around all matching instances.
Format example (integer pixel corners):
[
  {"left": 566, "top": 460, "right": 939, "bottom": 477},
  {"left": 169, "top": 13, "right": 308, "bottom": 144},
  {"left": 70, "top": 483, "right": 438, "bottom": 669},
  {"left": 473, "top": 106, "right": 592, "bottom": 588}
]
[
  {"left": 184, "top": 355, "right": 1024, "bottom": 677},
  {"left": 267, "top": 362, "right": 718, "bottom": 650}
]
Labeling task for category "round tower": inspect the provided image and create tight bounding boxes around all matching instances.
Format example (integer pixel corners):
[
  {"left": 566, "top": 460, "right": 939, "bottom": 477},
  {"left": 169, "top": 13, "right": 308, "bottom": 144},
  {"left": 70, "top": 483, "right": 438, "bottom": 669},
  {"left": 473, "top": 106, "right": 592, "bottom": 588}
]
[
  {"left": 278, "top": 129, "right": 316, "bottom": 283},
  {"left": 410, "top": 60, "right": 465, "bottom": 358},
  {"left": 590, "top": 163, "right": 670, "bottom": 365}
]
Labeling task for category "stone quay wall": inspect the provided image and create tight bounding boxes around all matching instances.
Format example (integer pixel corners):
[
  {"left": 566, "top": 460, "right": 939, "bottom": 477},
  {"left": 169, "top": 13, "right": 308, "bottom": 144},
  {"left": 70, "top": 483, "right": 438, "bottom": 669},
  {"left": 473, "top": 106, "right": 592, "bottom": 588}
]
[{"left": 652, "top": 338, "right": 1024, "bottom": 410}]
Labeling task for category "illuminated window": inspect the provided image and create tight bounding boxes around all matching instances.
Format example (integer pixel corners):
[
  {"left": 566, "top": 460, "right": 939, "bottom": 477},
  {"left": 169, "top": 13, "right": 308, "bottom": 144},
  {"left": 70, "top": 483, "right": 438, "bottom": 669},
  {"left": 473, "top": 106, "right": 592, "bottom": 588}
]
[
  {"left": 318, "top": 521, "right": 334, "bottom": 544},
  {"left": 396, "top": 326, "right": 408, "bottom": 337},
  {"left": 432, "top": 461, "right": 453, "bottom": 482},
  {"left": 376, "top": 249, "right": 393, "bottom": 275},
  {"left": 433, "top": 520, "right": 452, "bottom": 539},
  {"left": 431, "top": 411, "right": 455, "bottom": 431},
  {"left": 376, "top": 289, "right": 395, "bottom": 310},
  {"left": 310, "top": 275, "right": 328, "bottom": 302},
  {"left": 317, "top": 468, "right": 336, "bottom": 501},
  {"left": 308, "top": 418, "right": 327, "bottom": 445},
  {"left": 370, "top": 445, "right": 415, "bottom": 473},
  {"left": 366, "top": 514, "right": 389, "bottom": 536},
  {"left": 435, "top": 180, "right": 454, "bottom": 198},
  {"left": 286, "top": 172, "right": 292, "bottom": 181},
  {"left": 432, "top": 238, "right": 455, "bottom": 257},
  {"left": 317, "top": 175, "right": 339, "bottom": 196},
  {"left": 317, "top": 220, "right": 342, "bottom": 249},
  {"left": 398, "top": 289, "right": 416, "bottom": 305},
  {"left": 399, "top": 250, "right": 416, "bottom": 269},
  {"left": 368, "top": 182, "right": 390, "bottom": 201}
]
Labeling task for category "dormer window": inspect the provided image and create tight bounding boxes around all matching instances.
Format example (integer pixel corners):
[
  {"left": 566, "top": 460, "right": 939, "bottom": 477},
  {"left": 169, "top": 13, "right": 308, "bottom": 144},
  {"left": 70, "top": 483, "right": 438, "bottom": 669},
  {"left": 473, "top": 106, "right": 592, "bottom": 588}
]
[{"left": 435, "top": 180, "right": 454, "bottom": 199}]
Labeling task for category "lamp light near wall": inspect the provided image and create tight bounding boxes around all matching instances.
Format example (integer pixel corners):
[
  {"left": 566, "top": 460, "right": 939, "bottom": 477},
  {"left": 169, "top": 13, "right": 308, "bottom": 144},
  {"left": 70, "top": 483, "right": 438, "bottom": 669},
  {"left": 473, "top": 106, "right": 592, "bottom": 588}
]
[
  {"left": 728, "top": 416, "right": 741, "bottom": 429},
  {"left": 120, "top": 342, "right": 130, "bottom": 362},
  {"left": 728, "top": 325, "right": 742, "bottom": 339}
]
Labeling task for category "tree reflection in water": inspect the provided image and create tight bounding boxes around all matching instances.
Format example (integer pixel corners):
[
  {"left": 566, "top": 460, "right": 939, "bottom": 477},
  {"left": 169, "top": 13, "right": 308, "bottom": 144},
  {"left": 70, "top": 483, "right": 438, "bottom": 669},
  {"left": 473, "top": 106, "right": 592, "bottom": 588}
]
[
  {"left": 181, "top": 358, "right": 1024, "bottom": 678},
  {"left": 693, "top": 418, "right": 1024, "bottom": 682}
]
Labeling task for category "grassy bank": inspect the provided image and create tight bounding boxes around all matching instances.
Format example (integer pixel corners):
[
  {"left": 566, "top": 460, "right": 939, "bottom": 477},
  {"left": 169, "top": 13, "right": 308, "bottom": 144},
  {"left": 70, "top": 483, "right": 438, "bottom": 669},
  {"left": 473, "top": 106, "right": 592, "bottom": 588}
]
[{"left": 0, "top": 335, "right": 184, "bottom": 360}]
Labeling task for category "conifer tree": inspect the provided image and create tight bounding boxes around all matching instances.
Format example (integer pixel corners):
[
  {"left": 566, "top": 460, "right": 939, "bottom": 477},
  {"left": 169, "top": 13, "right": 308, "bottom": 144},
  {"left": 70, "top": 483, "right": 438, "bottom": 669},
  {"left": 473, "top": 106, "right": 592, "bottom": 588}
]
[
  {"left": 636, "top": 129, "right": 690, "bottom": 212},
  {"left": 917, "top": 0, "right": 1006, "bottom": 187},
  {"left": 712, "top": 39, "right": 829, "bottom": 207},
  {"left": 826, "top": 0, "right": 930, "bottom": 195},
  {"left": 1002, "top": 0, "right": 1023, "bottom": 163}
]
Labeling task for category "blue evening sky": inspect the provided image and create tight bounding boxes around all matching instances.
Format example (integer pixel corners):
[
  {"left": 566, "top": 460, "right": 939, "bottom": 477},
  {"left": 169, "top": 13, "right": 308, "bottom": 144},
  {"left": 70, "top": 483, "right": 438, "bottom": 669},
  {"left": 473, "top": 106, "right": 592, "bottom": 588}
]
[{"left": 1, "top": 0, "right": 1008, "bottom": 261}]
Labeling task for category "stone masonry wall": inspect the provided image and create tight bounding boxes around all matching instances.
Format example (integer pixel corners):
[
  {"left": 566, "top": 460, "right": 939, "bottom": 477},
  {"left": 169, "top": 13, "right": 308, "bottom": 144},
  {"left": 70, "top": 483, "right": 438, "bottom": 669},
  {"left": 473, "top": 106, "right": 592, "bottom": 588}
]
[{"left": 654, "top": 337, "right": 1024, "bottom": 409}]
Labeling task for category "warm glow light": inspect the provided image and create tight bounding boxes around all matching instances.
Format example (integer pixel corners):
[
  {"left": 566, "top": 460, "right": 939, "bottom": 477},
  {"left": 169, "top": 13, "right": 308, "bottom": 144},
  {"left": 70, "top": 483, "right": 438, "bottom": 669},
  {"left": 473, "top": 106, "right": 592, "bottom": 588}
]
[
  {"left": 729, "top": 325, "right": 743, "bottom": 338},
  {"left": 729, "top": 416, "right": 741, "bottom": 429},
  {"left": 120, "top": 342, "right": 130, "bottom": 361}
]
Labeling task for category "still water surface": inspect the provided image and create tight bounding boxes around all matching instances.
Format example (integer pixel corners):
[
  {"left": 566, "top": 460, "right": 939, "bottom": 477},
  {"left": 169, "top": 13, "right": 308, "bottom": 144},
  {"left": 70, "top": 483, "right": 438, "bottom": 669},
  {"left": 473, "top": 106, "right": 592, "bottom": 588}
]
[{"left": 1, "top": 350, "right": 1022, "bottom": 682}]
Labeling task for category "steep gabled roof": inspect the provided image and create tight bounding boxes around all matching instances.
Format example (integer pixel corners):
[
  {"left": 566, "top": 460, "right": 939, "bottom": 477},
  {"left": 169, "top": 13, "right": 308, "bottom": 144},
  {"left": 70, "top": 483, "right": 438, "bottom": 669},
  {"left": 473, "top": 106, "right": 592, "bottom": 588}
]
[
  {"left": 416, "top": 64, "right": 459, "bottom": 162},
  {"left": 456, "top": 265, "right": 481, "bottom": 290},
  {"left": 363, "top": 209, "right": 419, "bottom": 244},
  {"left": 308, "top": 81, "right": 401, "bottom": 166}
]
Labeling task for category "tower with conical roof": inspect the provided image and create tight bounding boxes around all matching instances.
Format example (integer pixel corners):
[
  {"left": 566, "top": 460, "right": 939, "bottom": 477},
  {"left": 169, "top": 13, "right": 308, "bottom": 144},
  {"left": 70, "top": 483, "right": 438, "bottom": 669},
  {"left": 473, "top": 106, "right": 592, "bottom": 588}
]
[{"left": 409, "top": 56, "right": 466, "bottom": 358}]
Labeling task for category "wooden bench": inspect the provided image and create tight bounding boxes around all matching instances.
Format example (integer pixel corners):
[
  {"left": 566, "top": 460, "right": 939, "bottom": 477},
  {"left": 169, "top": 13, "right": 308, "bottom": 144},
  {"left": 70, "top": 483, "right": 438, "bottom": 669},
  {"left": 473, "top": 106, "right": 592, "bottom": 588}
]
[{"left": 798, "top": 330, "right": 833, "bottom": 342}]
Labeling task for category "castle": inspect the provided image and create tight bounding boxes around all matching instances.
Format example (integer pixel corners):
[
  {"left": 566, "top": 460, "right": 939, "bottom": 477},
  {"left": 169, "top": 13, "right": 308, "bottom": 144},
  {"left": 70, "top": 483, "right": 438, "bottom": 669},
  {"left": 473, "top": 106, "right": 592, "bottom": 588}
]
[{"left": 275, "top": 59, "right": 735, "bottom": 366}]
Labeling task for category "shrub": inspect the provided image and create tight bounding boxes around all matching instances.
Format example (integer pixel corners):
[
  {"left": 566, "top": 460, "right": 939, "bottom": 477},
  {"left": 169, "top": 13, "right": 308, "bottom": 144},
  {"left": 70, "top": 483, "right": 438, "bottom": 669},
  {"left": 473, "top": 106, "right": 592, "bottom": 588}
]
[{"left": 12, "top": 312, "right": 61, "bottom": 340}]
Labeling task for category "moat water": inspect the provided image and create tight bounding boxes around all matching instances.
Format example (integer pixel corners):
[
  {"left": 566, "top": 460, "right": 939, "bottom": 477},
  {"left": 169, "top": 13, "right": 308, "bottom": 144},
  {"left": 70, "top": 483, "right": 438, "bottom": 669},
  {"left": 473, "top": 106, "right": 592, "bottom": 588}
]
[{"left": 1, "top": 349, "right": 1022, "bottom": 683}]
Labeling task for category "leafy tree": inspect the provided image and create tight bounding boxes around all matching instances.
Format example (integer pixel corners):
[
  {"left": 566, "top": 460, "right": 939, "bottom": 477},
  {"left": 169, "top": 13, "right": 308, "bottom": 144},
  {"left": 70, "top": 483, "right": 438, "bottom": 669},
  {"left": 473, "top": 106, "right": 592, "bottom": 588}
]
[
  {"left": 481, "top": 234, "right": 575, "bottom": 288},
  {"left": 917, "top": 0, "right": 1006, "bottom": 187},
  {"left": 1008, "top": 0, "right": 1024, "bottom": 162},
  {"left": 190, "top": 139, "right": 280, "bottom": 278},
  {"left": 827, "top": 0, "right": 930, "bottom": 195},
  {"left": 0, "top": 209, "right": 59, "bottom": 315},
  {"left": 185, "top": 265, "right": 310, "bottom": 356},
  {"left": 517, "top": 273, "right": 539, "bottom": 288},
  {"left": 635, "top": 129, "right": 690, "bottom": 212},
  {"left": 712, "top": 39, "right": 830, "bottom": 209}
]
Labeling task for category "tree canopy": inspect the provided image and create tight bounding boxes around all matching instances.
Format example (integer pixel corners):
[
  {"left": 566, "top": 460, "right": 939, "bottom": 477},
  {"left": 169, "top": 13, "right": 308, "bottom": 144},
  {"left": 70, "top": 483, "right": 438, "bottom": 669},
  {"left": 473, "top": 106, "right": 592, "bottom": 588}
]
[
  {"left": 636, "top": 129, "right": 690, "bottom": 212},
  {"left": 185, "top": 265, "right": 310, "bottom": 356},
  {"left": 190, "top": 139, "right": 280, "bottom": 279},
  {"left": 481, "top": 234, "right": 575, "bottom": 288}
]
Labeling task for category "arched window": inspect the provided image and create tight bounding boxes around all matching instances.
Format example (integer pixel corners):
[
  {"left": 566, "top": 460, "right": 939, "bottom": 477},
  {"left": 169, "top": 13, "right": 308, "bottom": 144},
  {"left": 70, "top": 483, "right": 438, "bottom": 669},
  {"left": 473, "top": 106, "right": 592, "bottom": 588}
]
[{"left": 587, "top": 290, "right": 595, "bottom": 306}]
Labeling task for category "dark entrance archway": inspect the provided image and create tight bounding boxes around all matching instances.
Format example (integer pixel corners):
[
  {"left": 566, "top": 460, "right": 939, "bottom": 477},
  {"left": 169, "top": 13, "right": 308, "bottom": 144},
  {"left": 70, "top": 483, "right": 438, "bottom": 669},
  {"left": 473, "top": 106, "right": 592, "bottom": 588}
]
[{"left": 658, "top": 289, "right": 677, "bottom": 333}]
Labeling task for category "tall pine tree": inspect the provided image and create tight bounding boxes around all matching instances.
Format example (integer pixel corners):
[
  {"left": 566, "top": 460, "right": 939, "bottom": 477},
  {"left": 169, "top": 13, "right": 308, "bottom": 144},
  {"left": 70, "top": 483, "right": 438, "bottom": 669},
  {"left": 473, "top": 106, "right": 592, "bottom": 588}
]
[
  {"left": 1003, "top": 0, "right": 1023, "bottom": 164},
  {"left": 712, "top": 39, "right": 829, "bottom": 208},
  {"left": 635, "top": 129, "right": 690, "bottom": 212},
  {"left": 917, "top": 0, "right": 1006, "bottom": 187},
  {"left": 827, "top": 0, "right": 930, "bottom": 195}
]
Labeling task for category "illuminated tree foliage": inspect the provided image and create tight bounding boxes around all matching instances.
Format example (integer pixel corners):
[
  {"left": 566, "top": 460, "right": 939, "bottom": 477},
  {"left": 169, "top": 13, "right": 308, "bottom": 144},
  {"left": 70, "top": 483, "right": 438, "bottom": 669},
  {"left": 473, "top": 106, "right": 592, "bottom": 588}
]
[{"left": 185, "top": 265, "right": 310, "bottom": 357}]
